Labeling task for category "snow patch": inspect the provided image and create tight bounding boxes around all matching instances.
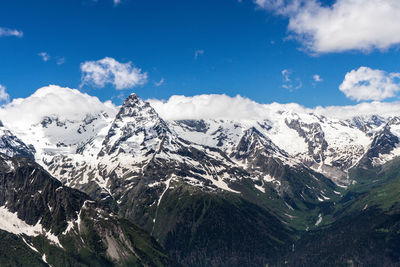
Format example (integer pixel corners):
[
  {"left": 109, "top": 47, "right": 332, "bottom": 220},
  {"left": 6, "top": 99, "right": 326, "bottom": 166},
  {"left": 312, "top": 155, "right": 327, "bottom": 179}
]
[
  {"left": 0, "top": 206, "right": 61, "bottom": 247},
  {"left": 315, "top": 214, "right": 323, "bottom": 226},
  {"left": 21, "top": 237, "right": 39, "bottom": 253},
  {"left": 254, "top": 184, "right": 265, "bottom": 193}
]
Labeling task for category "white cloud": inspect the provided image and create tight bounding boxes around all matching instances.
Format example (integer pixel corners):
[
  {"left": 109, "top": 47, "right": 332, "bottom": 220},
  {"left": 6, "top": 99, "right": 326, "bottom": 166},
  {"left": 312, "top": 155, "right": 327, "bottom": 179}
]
[
  {"left": 256, "top": 0, "right": 400, "bottom": 53},
  {"left": 1, "top": 84, "right": 399, "bottom": 133},
  {"left": 38, "top": 52, "right": 50, "bottom": 62},
  {"left": 38, "top": 53, "right": 66, "bottom": 64},
  {"left": 281, "top": 69, "right": 302, "bottom": 91},
  {"left": 80, "top": 57, "right": 148, "bottom": 90},
  {"left": 281, "top": 69, "right": 290, "bottom": 82},
  {"left": 148, "top": 93, "right": 400, "bottom": 121},
  {"left": 194, "top": 49, "right": 204, "bottom": 59},
  {"left": 148, "top": 94, "right": 276, "bottom": 121},
  {"left": 0, "top": 27, "right": 23, "bottom": 38},
  {"left": 313, "top": 74, "right": 323, "bottom": 82},
  {"left": 56, "top": 57, "right": 66, "bottom": 65},
  {"left": 155, "top": 78, "right": 165, "bottom": 87},
  {"left": 313, "top": 101, "right": 400, "bottom": 120},
  {"left": 339, "top": 67, "right": 400, "bottom": 101},
  {"left": 0, "top": 85, "right": 10, "bottom": 104},
  {"left": 0, "top": 85, "right": 117, "bottom": 129}
]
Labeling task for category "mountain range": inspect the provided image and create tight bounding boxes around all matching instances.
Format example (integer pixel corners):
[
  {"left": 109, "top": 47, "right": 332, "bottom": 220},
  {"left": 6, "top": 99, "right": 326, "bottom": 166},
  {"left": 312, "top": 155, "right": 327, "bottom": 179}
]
[{"left": 1, "top": 90, "right": 400, "bottom": 266}]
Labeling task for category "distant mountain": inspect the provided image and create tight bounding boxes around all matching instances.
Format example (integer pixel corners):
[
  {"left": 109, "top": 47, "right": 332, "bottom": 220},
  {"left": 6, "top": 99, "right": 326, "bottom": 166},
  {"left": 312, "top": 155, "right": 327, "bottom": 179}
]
[{"left": 1, "top": 92, "right": 400, "bottom": 265}]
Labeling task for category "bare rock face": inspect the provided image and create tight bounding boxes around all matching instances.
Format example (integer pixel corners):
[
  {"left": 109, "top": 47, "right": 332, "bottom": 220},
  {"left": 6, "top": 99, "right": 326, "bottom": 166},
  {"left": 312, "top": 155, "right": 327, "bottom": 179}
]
[{"left": 359, "top": 124, "right": 400, "bottom": 168}]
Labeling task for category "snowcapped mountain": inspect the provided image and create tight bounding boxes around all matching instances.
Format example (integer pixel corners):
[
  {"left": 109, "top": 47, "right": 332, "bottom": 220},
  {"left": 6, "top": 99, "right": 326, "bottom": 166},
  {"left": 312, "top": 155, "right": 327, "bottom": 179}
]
[
  {"left": 1, "top": 88, "right": 400, "bottom": 265},
  {"left": 25, "top": 93, "right": 363, "bottom": 197},
  {"left": 2, "top": 91, "right": 400, "bottom": 211},
  {"left": 38, "top": 94, "right": 254, "bottom": 207},
  {"left": 0, "top": 85, "right": 117, "bottom": 162},
  {"left": 17, "top": 112, "right": 113, "bottom": 160},
  {"left": 169, "top": 111, "right": 373, "bottom": 183}
]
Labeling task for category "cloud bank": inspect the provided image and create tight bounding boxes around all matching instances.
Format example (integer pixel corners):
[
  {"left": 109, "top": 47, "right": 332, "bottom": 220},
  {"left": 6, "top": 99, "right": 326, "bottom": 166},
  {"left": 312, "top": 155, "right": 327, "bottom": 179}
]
[
  {"left": 1, "top": 85, "right": 399, "bottom": 131},
  {"left": 148, "top": 93, "right": 400, "bottom": 121},
  {"left": 256, "top": 0, "right": 400, "bottom": 53},
  {"left": 0, "top": 85, "right": 117, "bottom": 129},
  {"left": 339, "top": 67, "right": 400, "bottom": 101},
  {"left": 80, "top": 57, "right": 148, "bottom": 90}
]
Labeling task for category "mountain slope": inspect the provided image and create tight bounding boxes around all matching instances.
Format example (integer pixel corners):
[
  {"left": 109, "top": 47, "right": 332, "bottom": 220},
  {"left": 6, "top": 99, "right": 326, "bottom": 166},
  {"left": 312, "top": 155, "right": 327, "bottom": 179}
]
[
  {"left": 284, "top": 157, "right": 400, "bottom": 266},
  {"left": 0, "top": 121, "right": 35, "bottom": 160},
  {"left": 0, "top": 153, "right": 172, "bottom": 266}
]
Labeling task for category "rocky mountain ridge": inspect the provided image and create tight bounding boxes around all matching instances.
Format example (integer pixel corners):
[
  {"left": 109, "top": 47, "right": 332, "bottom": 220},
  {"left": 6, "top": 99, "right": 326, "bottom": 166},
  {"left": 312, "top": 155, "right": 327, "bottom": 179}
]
[
  {"left": 1, "top": 92, "right": 400, "bottom": 265},
  {"left": 0, "top": 153, "right": 172, "bottom": 266}
]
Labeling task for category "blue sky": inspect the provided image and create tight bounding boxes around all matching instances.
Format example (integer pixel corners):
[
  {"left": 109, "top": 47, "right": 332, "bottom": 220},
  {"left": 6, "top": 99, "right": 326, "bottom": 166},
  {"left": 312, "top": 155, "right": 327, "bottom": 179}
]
[{"left": 1, "top": 0, "right": 400, "bottom": 107}]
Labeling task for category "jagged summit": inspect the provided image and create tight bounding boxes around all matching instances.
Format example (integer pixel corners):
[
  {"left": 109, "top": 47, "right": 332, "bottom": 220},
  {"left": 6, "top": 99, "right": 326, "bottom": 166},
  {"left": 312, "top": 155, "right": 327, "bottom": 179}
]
[
  {"left": 100, "top": 93, "right": 169, "bottom": 157},
  {"left": 117, "top": 93, "right": 153, "bottom": 117}
]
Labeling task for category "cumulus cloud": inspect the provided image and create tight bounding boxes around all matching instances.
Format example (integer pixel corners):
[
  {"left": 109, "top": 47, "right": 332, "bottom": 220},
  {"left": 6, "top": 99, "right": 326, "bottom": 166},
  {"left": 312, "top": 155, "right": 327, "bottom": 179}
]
[
  {"left": 339, "top": 67, "right": 400, "bottom": 101},
  {"left": 80, "top": 57, "right": 148, "bottom": 90},
  {"left": 281, "top": 69, "right": 302, "bottom": 91},
  {"left": 56, "top": 57, "right": 66, "bottom": 65},
  {"left": 0, "top": 85, "right": 10, "bottom": 104},
  {"left": 38, "top": 52, "right": 50, "bottom": 62},
  {"left": 148, "top": 94, "right": 278, "bottom": 121},
  {"left": 0, "top": 85, "right": 117, "bottom": 129},
  {"left": 256, "top": 0, "right": 400, "bottom": 53},
  {"left": 313, "top": 74, "right": 323, "bottom": 82},
  {"left": 0, "top": 27, "right": 23, "bottom": 38},
  {"left": 148, "top": 93, "right": 400, "bottom": 121}
]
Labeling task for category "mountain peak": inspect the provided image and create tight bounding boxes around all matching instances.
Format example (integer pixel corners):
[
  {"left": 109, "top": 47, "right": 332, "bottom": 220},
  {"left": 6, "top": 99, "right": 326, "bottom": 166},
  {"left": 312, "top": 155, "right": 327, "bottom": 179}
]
[
  {"left": 100, "top": 93, "right": 170, "bottom": 157},
  {"left": 123, "top": 92, "right": 140, "bottom": 104},
  {"left": 116, "top": 93, "right": 156, "bottom": 120}
]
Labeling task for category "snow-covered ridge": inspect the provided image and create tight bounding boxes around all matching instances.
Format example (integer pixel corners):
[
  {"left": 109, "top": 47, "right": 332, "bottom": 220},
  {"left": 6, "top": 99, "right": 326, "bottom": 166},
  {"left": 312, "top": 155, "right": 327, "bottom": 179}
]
[
  {"left": 1, "top": 88, "right": 400, "bottom": 196},
  {"left": 168, "top": 112, "right": 374, "bottom": 175}
]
